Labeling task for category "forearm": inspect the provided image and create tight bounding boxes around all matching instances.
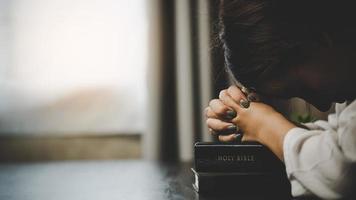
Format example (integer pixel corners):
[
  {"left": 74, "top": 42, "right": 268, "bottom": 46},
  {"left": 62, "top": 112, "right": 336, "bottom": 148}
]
[{"left": 256, "top": 113, "right": 296, "bottom": 161}]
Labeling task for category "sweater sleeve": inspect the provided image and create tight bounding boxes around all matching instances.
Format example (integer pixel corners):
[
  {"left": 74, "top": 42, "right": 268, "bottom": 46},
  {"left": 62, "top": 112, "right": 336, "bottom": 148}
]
[{"left": 283, "top": 126, "right": 355, "bottom": 199}]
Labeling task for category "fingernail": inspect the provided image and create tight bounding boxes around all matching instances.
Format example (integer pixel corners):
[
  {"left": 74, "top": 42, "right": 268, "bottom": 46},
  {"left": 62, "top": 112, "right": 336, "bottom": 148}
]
[
  {"left": 225, "top": 110, "right": 237, "bottom": 119},
  {"left": 228, "top": 124, "right": 236, "bottom": 129},
  {"left": 219, "top": 125, "right": 237, "bottom": 135},
  {"left": 233, "top": 134, "right": 242, "bottom": 142},
  {"left": 239, "top": 99, "right": 250, "bottom": 108}
]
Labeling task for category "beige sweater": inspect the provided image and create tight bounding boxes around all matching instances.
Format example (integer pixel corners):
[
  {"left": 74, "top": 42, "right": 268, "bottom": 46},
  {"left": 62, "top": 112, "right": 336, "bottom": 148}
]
[{"left": 284, "top": 100, "right": 356, "bottom": 199}]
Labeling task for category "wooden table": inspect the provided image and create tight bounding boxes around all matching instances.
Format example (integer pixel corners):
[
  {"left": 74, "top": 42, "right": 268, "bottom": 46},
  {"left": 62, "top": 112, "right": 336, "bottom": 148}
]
[{"left": 0, "top": 160, "right": 308, "bottom": 200}]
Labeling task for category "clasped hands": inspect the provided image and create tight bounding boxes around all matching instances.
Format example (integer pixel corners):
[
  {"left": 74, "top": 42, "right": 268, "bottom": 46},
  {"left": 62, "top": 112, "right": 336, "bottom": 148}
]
[{"left": 205, "top": 85, "right": 296, "bottom": 160}]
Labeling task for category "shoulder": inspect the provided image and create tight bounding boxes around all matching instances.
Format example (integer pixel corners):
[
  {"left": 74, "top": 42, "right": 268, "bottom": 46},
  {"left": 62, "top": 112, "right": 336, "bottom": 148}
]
[{"left": 337, "top": 100, "right": 356, "bottom": 121}]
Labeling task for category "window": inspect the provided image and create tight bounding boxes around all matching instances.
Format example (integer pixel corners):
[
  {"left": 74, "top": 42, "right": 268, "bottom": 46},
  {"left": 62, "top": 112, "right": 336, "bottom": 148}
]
[{"left": 0, "top": 0, "right": 147, "bottom": 135}]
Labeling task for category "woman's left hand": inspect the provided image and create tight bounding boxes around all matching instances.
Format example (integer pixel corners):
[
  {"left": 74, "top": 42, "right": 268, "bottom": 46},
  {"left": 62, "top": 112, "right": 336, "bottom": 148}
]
[
  {"left": 206, "top": 85, "right": 296, "bottom": 160},
  {"left": 218, "top": 86, "right": 280, "bottom": 143}
]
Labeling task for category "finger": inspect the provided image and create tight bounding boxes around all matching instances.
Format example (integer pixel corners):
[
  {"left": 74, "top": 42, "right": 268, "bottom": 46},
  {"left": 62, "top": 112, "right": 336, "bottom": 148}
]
[
  {"left": 205, "top": 105, "right": 236, "bottom": 121},
  {"left": 219, "top": 90, "right": 241, "bottom": 113},
  {"left": 205, "top": 107, "right": 219, "bottom": 119},
  {"left": 219, "top": 134, "right": 239, "bottom": 142},
  {"left": 227, "top": 85, "right": 247, "bottom": 102},
  {"left": 208, "top": 128, "right": 217, "bottom": 136},
  {"left": 227, "top": 86, "right": 251, "bottom": 109},
  {"left": 208, "top": 128, "right": 231, "bottom": 138},
  {"left": 208, "top": 99, "right": 236, "bottom": 119},
  {"left": 206, "top": 118, "right": 237, "bottom": 134}
]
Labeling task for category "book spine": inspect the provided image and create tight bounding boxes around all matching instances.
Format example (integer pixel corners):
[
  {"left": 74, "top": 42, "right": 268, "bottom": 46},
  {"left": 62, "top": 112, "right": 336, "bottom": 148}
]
[{"left": 194, "top": 144, "right": 284, "bottom": 173}]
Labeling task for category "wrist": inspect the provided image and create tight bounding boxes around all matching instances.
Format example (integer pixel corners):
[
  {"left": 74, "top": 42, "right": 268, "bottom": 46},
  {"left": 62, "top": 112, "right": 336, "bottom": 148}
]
[{"left": 257, "top": 113, "right": 296, "bottom": 161}]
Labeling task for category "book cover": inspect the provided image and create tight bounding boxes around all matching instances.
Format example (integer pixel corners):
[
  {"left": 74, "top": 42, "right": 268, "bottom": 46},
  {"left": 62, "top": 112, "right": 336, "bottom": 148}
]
[{"left": 194, "top": 142, "right": 285, "bottom": 173}]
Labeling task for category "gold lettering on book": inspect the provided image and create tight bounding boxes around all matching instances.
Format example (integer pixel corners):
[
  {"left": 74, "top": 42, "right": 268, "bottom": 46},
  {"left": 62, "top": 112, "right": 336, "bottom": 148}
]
[{"left": 217, "top": 154, "right": 255, "bottom": 162}]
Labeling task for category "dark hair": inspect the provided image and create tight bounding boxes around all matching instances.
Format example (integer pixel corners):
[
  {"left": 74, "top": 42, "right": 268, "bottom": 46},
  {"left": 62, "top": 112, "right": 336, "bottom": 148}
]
[{"left": 219, "top": 0, "right": 356, "bottom": 89}]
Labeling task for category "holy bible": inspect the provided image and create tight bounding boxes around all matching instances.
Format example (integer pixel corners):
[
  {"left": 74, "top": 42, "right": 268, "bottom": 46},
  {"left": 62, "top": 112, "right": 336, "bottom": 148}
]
[
  {"left": 194, "top": 142, "right": 284, "bottom": 173},
  {"left": 192, "top": 142, "right": 291, "bottom": 196}
]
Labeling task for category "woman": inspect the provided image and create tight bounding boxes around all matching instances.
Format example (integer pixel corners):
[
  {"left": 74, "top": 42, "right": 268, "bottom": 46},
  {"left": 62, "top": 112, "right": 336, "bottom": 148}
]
[{"left": 205, "top": 0, "right": 356, "bottom": 199}]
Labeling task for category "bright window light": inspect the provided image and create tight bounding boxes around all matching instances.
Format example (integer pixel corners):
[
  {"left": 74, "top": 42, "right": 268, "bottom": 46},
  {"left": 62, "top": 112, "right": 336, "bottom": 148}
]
[{"left": 0, "top": 0, "right": 147, "bottom": 135}]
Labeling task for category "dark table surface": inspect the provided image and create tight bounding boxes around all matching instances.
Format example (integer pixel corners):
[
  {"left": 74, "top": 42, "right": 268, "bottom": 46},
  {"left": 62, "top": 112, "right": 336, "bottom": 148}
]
[{"left": 0, "top": 160, "right": 310, "bottom": 200}]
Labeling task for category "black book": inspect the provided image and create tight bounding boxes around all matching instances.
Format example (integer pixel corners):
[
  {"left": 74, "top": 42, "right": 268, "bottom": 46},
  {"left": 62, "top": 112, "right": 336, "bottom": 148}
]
[
  {"left": 194, "top": 142, "right": 285, "bottom": 173},
  {"left": 192, "top": 168, "right": 291, "bottom": 197}
]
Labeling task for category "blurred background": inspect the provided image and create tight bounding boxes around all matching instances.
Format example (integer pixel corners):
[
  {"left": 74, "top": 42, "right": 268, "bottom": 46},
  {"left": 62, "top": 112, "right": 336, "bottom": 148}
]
[{"left": 0, "top": 0, "right": 333, "bottom": 163}]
